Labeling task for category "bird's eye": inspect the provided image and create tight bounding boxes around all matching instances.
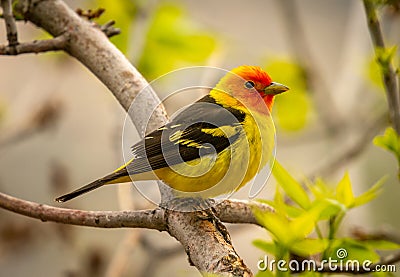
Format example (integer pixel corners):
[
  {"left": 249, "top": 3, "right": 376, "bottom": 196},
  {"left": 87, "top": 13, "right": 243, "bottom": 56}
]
[{"left": 244, "top": 81, "right": 255, "bottom": 89}]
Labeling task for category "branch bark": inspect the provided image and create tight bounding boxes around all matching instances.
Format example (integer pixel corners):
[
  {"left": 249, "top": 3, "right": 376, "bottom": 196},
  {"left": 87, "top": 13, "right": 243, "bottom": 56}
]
[
  {"left": 0, "top": 192, "right": 272, "bottom": 229},
  {"left": 363, "top": 0, "right": 400, "bottom": 134},
  {"left": 1, "top": 1, "right": 258, "bottom": 275},
  {"left": 0, "top": 34, "right": 68, "bottom": 54},
  {"left": 0, "top": 192, "right": 166, "bottom": 229},
  {"left": 1, "top": 0, "right": 18, "bottom": 48}
]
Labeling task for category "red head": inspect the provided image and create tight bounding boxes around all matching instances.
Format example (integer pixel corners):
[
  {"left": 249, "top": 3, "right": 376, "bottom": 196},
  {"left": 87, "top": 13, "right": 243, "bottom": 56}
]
[{"left": 216, "top": 65, "right": 289, "bottom": 112}]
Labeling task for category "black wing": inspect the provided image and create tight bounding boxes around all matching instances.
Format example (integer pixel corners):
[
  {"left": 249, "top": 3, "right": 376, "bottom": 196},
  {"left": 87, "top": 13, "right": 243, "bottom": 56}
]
[{"left": 128, "top": 95, "right": 246, "bottom": 174}]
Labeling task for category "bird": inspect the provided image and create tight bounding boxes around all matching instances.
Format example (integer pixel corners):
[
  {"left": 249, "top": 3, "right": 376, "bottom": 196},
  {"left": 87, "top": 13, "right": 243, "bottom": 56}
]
[{"left": 55, "top": 65, "right": 289, "bottom": 203}]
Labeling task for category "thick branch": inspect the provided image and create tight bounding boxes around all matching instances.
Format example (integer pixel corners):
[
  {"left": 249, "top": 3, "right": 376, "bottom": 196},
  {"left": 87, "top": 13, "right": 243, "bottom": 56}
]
[
  {"left": 215, "top": 199, "right": 273, "bottom": 226},
  {"left": 166, "top": 209, "right": 252, "bottom": 276},
  {"left": 363, "top": 0, "right": 400, "bottom": 134},
  {"left": 0, "top": 34, "right": 68, "bottom": 55}
]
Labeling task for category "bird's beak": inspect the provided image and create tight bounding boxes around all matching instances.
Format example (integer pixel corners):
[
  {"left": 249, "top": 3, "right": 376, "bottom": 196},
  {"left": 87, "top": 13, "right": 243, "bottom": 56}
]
[{"left": 264, "top": 82, "right": 289, "bottom": 95}]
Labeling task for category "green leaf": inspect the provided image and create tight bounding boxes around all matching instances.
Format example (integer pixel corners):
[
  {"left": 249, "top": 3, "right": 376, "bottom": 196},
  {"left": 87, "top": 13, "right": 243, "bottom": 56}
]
[
  {"left": 273, "top": 186, "right": 289, "bottom": 217},
  {"left": 374, "top": 127, "right": 400, "bottom": 163},
  {"left": 335, "top": 172, "right": 355, "bottom": 208},
  {"left": 365, "top": 57, "right": 385, "bottom": 92},
  {"left": 310, "top": 199, "right": 345, "bottom": 220},
  {"left": 326, "top": 239, "right": 380, "bottom": 263},
  {"left": 363, "top": 240, "right": 400, "bottom": 250},
  {"left": 253, "top": 240, "right": 277, "bottom": 255},
  {"left": 258, "top": 187, "right": 304, "bottom": 218},
  {"left": 253, "top": 208, "right": 292, "bottom": 244},
  {"left": 307, "top": 178, "right": 334, "bottom": 200},
  {"left": 272, "top": 161, "right": 311, "bottom": 209},
  {"left": 290, "top": 238, "right": 328, "bottom": 256},
  {"left": 290, "top": 207, "right": 321, "bottom": 239},
  {"left": 375, "top": 46, "right": 397, "bottom": 73},
  {"left": 353, "top": 177, "right": 385, "bottom": 207},
  {"left": 258, "top": 199, "right": 304, "bottom": 219},
  {"left": 289, "top": 201, "right": 335, "bottom": 239}
]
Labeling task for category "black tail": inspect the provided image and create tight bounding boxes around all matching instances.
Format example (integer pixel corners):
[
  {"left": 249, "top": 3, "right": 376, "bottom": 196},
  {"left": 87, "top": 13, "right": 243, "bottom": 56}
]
[
  {"left": 55, "top": 179, "right": 106, "bottom": 203},
  {"left": 55, "top": 171, "right": 125, "bottom": 202},
  {"left": 56, "top": 167, "right": 130, "bottom": 203}
]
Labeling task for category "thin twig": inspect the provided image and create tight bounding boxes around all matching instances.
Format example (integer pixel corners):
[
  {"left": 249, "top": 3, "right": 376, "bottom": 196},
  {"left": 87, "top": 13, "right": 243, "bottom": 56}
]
[
  {"left": 363, "top": 0, "right": 400, "bottom": 134},
  {"left": 352, "top": 226, "right": 400, "bottom": 244},
  {"left": 1, "top": 0, "right": 18, "bottom": 49},
  {"left": 277, "top": 0, "right": 344, "bottom": 134},
  {"left": 0, "top": 98, "right": 63, "bottom": 149},
  {"left": 0, "top": 34, "right": 68, "bottom": 55},
  {"left": 309, "top": 111, "right": 387, "bottom": 179},
  {"left": 99, "top": 20, "right": 120, "bottom": 38}
]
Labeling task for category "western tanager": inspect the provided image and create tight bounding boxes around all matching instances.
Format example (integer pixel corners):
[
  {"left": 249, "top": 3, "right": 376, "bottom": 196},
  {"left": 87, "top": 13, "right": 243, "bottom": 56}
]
[{"left": 56, "top": 66, "right": 288, "bottom": 203}]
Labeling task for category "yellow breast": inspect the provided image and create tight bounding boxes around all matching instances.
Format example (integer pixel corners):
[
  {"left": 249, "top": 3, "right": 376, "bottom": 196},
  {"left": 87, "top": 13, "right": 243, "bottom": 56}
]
[{"left": 153, "top": 111, "right": 275, "bottom": 198}]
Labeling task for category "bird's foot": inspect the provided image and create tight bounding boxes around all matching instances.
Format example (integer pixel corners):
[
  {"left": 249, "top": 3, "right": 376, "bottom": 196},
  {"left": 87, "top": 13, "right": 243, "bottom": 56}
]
[{"left": 159, "top": 197, "right": 216, "bottom": 212}]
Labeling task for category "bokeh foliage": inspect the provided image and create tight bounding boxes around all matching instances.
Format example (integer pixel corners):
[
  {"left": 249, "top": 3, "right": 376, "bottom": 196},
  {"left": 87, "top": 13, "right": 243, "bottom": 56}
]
[
  {"left": 92, "top": 0, "right": 137, "bottom": 53},
  {"left": 264, "top": 60, "right": 312, "bottom": 132},
  {"left": 136, "top": 3, "right": 216, "bottom": 80},
  {"left": 253, "top": 162, "right": 393, "bottom": 276},
  {"left": 91, "top": 1, "right": 216, "bottom": 80}
]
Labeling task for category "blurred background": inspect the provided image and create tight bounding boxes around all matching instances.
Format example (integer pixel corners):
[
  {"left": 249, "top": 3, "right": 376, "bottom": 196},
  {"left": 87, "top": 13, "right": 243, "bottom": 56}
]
[{"left": 1, "top": 0, "right": 400, "bottom": 276}]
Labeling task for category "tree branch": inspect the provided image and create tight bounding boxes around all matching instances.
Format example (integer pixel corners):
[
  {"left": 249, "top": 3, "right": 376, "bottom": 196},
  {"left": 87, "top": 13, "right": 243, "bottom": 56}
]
[
  {"left": 1, "top": 0, "right": 18, "bottom": 48},
  {"left": 0, "top": 5, "right": 119, "bottom": 56},
  {"left": 0, "top": 192, "right": 167, "bottom": 230},
  {"left": 309, "top": 111, "right": 387, "bottom": 179},
  {"left": 214, "top": 199, "right": 273, "bottom": 226},
  {"left": 98, "top": 20, "right": 120, "bottom": 38},
  {"left": 0, "top": 191, "right": 272, "bottom": 229},
  {"left": 0, "top": 34, "right": 68, "bottom": 55},
  {"left": 363, "top": 0, "right": 400, "bottom": 134}
]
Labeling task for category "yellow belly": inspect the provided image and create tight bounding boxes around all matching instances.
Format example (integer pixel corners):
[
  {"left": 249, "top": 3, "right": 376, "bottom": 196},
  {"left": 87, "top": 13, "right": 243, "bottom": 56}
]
[{"left": 150, "top": 113, "right": 275, "bottom": 198}]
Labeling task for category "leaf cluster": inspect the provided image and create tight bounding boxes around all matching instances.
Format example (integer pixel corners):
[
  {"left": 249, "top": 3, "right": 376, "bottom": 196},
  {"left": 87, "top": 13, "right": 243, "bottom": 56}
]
[{"left": 253, "top": 162, "right": 393, "bottom": 276}]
